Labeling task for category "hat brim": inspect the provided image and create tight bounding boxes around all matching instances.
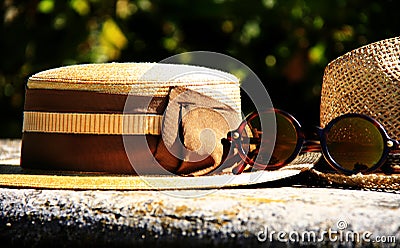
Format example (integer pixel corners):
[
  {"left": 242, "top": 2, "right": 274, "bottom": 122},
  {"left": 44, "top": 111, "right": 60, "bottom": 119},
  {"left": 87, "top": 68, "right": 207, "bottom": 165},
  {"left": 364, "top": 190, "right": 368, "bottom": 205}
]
[
  {"left": 0, "top": 141, "right": 321, "bottom": 190},
  {"left": 310, "top": 168, "right": 400, "bottom": 191}
]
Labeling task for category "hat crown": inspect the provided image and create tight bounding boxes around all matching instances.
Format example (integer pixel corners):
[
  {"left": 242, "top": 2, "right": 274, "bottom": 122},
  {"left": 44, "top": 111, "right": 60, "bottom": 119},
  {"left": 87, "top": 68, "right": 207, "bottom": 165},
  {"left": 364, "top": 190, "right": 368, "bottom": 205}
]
[
  {"left": 27, "top": 63, "right": 241, "bottom": 113},
  {"left": 29, "top": 63, "right": 239, "bottom": 84},
  {"left": 321, "top": 37, "right": 400, "bottom": 140}
]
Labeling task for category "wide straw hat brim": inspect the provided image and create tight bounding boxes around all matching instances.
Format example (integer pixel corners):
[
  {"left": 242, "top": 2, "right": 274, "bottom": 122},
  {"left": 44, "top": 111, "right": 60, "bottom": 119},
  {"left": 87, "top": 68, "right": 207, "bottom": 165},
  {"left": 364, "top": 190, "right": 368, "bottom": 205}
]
[
  {"left": 310, "top": 168, "right": 400, "bottom": 192},
  {"left": 0, "top": 148, "right": 320, "bottom": 190},
  {"left": 0, "top": 140, "right": 321, "bottom": 190}
]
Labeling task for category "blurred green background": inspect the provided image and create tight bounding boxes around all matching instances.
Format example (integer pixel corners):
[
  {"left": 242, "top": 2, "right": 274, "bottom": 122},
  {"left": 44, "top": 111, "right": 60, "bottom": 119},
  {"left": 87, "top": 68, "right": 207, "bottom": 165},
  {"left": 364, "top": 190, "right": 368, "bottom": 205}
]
[{"left": 1, "top": 0, "right": 399, "bottom": 138}]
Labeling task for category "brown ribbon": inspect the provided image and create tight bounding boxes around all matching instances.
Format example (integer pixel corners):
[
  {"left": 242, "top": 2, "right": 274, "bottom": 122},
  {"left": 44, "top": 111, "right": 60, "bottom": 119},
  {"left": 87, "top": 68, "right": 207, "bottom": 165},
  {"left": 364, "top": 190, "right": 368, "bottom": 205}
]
[{"left": 24, "top": 89, "right": 167, "bottom": 114}]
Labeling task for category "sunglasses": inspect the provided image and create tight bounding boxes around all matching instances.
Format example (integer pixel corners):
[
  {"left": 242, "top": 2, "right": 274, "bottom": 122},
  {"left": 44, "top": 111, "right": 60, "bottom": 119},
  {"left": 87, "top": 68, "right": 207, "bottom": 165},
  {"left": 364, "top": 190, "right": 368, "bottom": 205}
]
[{"left": 227, "top": 109, "right": 400, "bottom": 175}]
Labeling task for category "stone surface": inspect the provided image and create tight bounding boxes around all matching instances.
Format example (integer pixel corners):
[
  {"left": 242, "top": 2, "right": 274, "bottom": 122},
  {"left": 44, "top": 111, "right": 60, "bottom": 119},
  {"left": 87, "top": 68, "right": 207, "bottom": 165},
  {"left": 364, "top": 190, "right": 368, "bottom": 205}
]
[
  {"left": 0, "top": 139, "right": 399, "bottom": 247},
  {"left": 0, "top": 187, "right": 399, "bottom": 247}
]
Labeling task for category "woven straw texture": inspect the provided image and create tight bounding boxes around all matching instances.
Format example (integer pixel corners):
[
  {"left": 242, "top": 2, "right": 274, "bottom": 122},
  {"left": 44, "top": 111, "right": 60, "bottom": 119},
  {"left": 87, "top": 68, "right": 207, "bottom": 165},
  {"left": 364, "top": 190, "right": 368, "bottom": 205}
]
[
  {"left": 314, "top": 37, "right": 400, "bottom": 190},
  {"left": 0, "top": 151, "right": 321, "bottom": 190},
  {"left": 23, "top": 112, "right": 162, "bottom": 135},
  {"left": 311, "top": 169, "right": 400, "bottom": 192},
  {"left": 28, "top": 63, "right": 242, "bottom": 114},
  {"left": 320, "top": 36, "right": 400, "bottom": 140}
]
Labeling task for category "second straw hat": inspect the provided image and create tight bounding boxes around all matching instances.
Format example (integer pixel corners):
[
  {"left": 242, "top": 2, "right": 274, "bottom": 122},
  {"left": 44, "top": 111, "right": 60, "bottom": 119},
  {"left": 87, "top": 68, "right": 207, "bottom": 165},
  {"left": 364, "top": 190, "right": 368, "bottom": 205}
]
[{"left": 315, "top": 36, "right": 400, "bottom": 190}]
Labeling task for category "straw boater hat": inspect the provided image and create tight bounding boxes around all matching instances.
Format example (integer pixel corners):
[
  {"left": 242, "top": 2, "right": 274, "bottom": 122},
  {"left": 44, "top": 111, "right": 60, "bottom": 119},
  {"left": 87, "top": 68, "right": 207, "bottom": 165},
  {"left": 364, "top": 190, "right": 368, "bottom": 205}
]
[
  {"left": 0, "top": 63, "right": 320, "bottom": 190},
  {"left": 311, "top": 36, "right": 400, "bottom": 191}
]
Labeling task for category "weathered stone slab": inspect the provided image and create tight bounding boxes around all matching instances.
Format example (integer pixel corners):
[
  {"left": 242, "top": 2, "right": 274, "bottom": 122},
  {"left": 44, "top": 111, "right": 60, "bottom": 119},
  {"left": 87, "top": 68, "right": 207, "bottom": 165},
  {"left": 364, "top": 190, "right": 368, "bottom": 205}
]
[{"left": 0, "top": 187, "right": 399, "bottom": 247}]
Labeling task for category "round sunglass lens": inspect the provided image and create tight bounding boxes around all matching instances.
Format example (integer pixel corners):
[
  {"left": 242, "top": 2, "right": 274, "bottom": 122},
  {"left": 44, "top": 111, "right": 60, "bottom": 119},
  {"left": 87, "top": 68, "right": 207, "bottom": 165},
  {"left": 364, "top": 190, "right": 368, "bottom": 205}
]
[
  {"left": 325, "top": 116, "right": 384, "bottom": 172},
  {"left": 269, "top": 112, "right": 299, "bottom": 165},
  {"left": 237, "top": 111, "right": 299, "bottom": 168}
]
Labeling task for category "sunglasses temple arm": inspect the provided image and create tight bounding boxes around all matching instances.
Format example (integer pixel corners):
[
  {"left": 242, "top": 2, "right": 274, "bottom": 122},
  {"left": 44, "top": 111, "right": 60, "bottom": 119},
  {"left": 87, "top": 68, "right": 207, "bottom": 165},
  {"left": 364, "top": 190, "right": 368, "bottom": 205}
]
[
  {"left": 392, "top": 166, "right": 400, "bottom": 174},
  {"left": 387, "top": 140, "right": 400, "bottom": 173},
  {"left": 390, "top": 140, "right": 400, "bottom": 153}
]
